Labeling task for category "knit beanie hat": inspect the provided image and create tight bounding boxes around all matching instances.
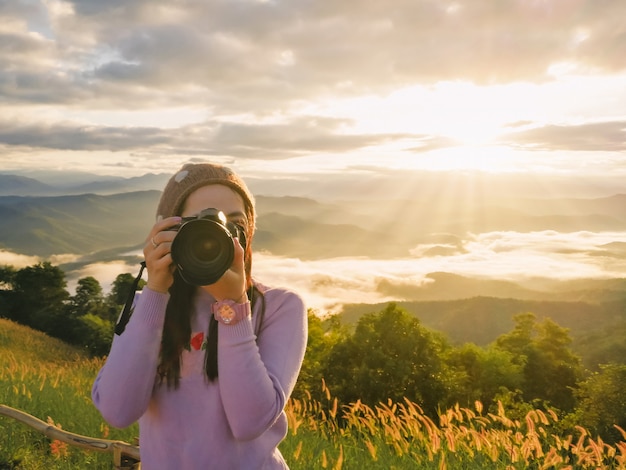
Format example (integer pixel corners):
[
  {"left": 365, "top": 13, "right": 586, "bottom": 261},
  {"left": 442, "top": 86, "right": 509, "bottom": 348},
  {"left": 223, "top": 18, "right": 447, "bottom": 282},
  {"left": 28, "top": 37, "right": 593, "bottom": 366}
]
[{"left": 156, "top": 162, "right": 256, "bottom": 237}]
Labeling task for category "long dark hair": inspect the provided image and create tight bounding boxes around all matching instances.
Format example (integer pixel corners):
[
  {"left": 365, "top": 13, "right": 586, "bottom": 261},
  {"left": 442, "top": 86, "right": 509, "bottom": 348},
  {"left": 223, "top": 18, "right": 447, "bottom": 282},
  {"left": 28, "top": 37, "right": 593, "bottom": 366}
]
[{"left": 157, "top": 233, "right": 261, "bottom": 388}]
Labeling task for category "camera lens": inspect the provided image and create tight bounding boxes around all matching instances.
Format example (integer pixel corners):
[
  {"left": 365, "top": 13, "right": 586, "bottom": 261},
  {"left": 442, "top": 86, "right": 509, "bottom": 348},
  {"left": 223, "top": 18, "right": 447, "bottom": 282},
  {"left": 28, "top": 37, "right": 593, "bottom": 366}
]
[
  {"left": 191, "top": 237, "right": 220, "bottom": 263},
  {"left": 171, "top": 218, "right": 235, "bottom": 285}
]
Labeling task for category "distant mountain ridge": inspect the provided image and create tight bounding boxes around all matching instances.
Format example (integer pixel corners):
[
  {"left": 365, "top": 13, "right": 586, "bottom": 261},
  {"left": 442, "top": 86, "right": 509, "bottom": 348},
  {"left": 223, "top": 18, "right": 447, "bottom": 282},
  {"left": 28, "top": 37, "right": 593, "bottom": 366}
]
[
  {"left": 1, "top": 174, "right": 625, "bottom": 316},
  {"left": 338, "top": 295, "right": 626, "bottom": 355},
  {"left": 0, "top": 174, "right": 55, "bottom": 195},
  {"left": 0, "top": 172, "right": 170, "bottom": 196},
  {"left": 335, "top": 293, "right": 626, "bottom": 372},
  {"left": 1, "top": 172, "right": 625, "bottom": 238},
  {"left": 2, "top": 190, "right": 625, "bottom": 260},
  {"left": 0, "top": 191, "right": 160, "bottom": 256}
]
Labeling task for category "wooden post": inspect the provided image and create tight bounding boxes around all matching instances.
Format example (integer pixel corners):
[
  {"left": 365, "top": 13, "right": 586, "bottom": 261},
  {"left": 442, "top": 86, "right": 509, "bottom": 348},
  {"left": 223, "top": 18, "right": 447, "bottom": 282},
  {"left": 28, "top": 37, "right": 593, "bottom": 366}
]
[{"left": 0, "top": 404, "right": 140, "bottom": 468}]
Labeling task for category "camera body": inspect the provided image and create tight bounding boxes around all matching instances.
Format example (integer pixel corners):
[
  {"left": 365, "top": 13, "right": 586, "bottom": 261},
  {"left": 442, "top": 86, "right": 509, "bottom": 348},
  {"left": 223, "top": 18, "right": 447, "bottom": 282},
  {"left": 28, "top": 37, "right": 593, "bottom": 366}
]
[{"left": 170, "top": 208, "right": 247, "bottom": 286}]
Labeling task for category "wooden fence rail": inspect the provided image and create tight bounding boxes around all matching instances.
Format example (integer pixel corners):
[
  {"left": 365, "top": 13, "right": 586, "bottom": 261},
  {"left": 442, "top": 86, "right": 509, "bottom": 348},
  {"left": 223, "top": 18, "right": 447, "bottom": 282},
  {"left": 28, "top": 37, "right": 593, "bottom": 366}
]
[{"left": 0, "top": 404, "right": 140, "bottom": 469}]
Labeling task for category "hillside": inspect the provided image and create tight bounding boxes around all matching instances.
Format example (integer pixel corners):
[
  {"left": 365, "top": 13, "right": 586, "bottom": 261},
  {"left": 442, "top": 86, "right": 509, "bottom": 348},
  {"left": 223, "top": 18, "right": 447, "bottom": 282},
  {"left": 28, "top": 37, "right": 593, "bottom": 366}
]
[
  {"left": 0, "top": 175, "right": 54, "bottom": 196},
  {"left": 0, "top": 191, "right": 160, "bottom": 256},
  {"left": 1, "top": 190, "right": 626, "bottom": 320},
  {"left": 375, "top": 272, "right": 626, "bottom": 303},
  {"left": 338, "top": 295, "right": 626, "bottom": 368},
  {"left": 3, "top": 314, "right": 623, "bottom": 468},
  {"left": 0, "top": 192, "right": 405, "bottom": 258},
  {"left": 1, "top": 190, "right": 626, "bottom": 260},
  {"left": 0, "top": 172, "right": 170, "bottom": 197},
  {"left": 0, "top": 318, "right": 139, "bottom": 469},
  {"left": 0, "top": 318, "right": 87, "bottom": 364}
]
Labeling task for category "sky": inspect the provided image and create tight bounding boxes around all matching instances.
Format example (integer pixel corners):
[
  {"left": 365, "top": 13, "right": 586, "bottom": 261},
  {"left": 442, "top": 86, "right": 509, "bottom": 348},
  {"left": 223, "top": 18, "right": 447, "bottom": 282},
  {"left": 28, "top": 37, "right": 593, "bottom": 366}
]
[
  {"left": 1, "top": 0, "right": 625, "bottom": 181},
  {"left": 1, "top": 1, "right": 626, "bottom": 310}
]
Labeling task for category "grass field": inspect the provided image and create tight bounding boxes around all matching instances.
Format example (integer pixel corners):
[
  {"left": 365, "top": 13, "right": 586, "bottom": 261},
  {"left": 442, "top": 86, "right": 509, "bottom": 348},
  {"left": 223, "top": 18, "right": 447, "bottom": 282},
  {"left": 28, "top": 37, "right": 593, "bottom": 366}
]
[{"left": 1, "top": 318, "right": 625, "bottom": 469}]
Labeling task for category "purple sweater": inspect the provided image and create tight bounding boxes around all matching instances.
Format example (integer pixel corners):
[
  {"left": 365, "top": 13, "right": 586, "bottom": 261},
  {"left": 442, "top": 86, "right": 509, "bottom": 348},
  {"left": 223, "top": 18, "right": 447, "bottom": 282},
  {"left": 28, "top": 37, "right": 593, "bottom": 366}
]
[{"left": 92, "top": 283, "right": 307, "bottom": 469}]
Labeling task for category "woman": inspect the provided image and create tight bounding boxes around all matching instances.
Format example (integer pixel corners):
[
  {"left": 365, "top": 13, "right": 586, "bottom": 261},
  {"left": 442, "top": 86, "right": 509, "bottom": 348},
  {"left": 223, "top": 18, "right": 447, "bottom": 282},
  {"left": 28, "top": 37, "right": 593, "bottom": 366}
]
[{"left": 92, "top": 163, "right": 308, "bottom": 469}]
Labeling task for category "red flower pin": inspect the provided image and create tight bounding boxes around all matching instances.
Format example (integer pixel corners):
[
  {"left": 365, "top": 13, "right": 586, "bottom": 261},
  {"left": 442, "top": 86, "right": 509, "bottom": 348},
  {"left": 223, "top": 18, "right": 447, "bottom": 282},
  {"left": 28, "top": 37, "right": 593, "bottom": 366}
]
[{"left": 190, "top": 332, "right": 205, "bottom": 351}]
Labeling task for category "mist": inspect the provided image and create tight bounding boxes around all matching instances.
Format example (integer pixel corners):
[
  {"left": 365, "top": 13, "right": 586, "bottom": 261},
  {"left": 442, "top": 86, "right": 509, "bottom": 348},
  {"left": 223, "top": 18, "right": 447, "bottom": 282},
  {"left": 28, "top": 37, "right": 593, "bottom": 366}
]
[{"left": 3, "top": 228, "right": 622, "bottom": 313}]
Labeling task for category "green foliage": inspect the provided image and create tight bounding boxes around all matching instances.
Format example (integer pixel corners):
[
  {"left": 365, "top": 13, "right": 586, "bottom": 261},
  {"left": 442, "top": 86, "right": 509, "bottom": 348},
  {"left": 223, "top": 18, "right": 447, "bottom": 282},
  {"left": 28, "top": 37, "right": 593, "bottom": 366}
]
[
  {"left": 445, "top": 343, "right": 523, "bottom": 407},
  {"left": 340, "top": 296, "right": 626, "bottom": 349},
  {"left": 0, "top": 265, "right": 17, "bottom": 318},
  {"left": 0, "top": 319, "right": 138, "bottom": 469},
  {"left": 570, "top": 363, "right": 626, "bottom": 444},
  {"left": 323, "top": 303, "right": 453, "bottom": 415},
  {"left": 576, "top": 318, "right": 626, "bottom": 370},
  {"left": 3, "top": 318, "right": 625, "bottom": 469},
  {"left": 292, "top": 309, "right": 349, "bottom": 401},
  {"left": 108, "top": 272, "right": 145, "bottom": 311},
  {"left": 2, "top": 260, "right": 625, "bottom": 447},
  {"left": 0, "top": 262, "right": 141, "bottom": 358},
  {"left": 70, "top": 276, "right": 104, "bottom": 316},
  {"left": 7, "top": 262, "right": 69, "bottom": 331},
  {"left": 75, "top": 314, "right": 115, "bottom": 357},
  {"left": 300, "top": 302, "right": 622, "bottom": 443},
  {"left": 495, "top": 312, "right": 582, "bottom": 412},
  {"left": 0, "top": 265, "right": 16, "bottom": 287}
]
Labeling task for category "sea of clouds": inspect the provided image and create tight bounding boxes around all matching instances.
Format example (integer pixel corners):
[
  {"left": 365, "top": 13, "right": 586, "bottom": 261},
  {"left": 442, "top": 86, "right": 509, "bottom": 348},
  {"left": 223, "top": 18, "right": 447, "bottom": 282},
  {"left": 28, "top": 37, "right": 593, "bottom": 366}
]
[{"left": 3, "top": 229, "right": 625, "bottom": 313}]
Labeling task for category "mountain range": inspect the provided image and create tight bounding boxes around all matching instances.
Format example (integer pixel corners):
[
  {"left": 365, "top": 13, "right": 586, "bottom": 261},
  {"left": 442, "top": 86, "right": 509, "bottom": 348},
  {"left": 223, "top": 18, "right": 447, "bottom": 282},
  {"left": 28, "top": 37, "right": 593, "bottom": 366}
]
[
  {"left": 0, "top": 171, "right": 625, "bottom": 311},
  {"left": 337, "top": 294, "right": 626, "bottom": 369},
  {"left": 0, "top": 172, "right": 170, "bottom": 196},
  {"left": 1, "top": 186, "right": 625, "bottom": 260}
]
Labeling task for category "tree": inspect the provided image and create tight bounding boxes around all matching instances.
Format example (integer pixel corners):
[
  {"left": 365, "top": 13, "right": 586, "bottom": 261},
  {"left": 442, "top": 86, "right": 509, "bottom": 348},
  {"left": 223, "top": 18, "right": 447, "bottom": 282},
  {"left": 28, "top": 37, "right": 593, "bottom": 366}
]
[
  {"left": 292, "top": 309, "right": 349, "bottom": 401},
  {"left": 0, "top": 265, "right": 17, "bottom": 319},
  {"left": 323, "top": 303, "right": 452, "bottom": 415},
  {"left": 63, "top": 276, "right": 111, "bottom": 343},
  {"left": 576, "top": 319, "right": 626, "bottom": 370},
  {"left": 105, "top": 272, "right": 146, "bottom": 322},
  {"left": 495, "top": 312, "right": 582, "bottom": 412},
  {"left": 72, "top": 277, "right": 104, "bottom": 314},
  {"left": 571, "top": 363, "right": 626, "bottom": 444},
  {"left": 1, "top": 263, "right": 117, "bottom": 355},
  {"left": 108, "top": 273, "right": 140, "bottom": 305},
  {"left": 0, "top": 265, "right": 16, "bottom": 289},
  {"left": 9, "top": 262, "right": 69, "bottom": 336},
  {"left": 75, "top": 313, "right": 115, "bottom": 357},
  {"left": 446, "top": 343, "right": 523, "bottom": 407}
]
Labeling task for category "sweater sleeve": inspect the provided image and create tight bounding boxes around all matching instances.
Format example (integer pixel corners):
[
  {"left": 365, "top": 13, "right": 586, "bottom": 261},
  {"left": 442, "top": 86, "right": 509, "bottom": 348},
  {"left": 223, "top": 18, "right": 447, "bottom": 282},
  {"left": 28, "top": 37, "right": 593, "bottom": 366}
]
[
  {"left": 91, "top": 288, "right": 169, "bottom": 428},
  {"left": 216, "top": 288, "right": 307, "bottom": 441}
]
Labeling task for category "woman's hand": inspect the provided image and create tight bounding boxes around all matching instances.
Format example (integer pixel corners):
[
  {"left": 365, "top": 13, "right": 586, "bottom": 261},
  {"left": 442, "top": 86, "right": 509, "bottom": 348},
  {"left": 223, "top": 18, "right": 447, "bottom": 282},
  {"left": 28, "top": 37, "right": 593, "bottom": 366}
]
[
  {"left": 143, "top": 216, "right": 181, "bottom": 294},
  {"left": 200, "top": 237, "right": 248, "bottom": 303}
]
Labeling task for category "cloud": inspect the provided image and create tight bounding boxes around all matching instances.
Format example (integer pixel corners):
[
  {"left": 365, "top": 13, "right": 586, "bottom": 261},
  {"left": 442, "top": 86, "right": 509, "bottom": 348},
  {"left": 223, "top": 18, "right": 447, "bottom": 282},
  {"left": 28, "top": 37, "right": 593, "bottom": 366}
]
[
  {"left": 501, "top": 120, "right": 626, "bottom": 151},
  {"left": 251, "top": 230, "right": 626, "bottom": 310},
  {"left": 5, "top": 228, "right": 625, "bottom": 311},
  {"left": 2, "top": 0, "right": 626, "bottom": 113},
  {"left": 0, "top": 116, "right": 411, "bottom": 159},
  {"left": 0, "top": 250, "right": 40, "bottom": 268},
  {"left": 0, "top": 120, "right": 170, "bottom": 151},
  {"left": 65, "top": 260, "right": 140, "bottom": 295},
  {"left": 1, "top": 1, "right": 625, "bottom": 179}
]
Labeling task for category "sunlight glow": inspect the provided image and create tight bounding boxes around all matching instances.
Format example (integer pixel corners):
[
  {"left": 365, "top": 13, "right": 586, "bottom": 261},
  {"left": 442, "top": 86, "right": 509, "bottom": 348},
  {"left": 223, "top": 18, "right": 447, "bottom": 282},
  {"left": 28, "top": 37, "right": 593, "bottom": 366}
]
[
  {"left": 312, "top": 82, "right": 520, "bottom": 139},
  {"left": 59, "top": 229, "right": 626, "bottom": 312},
  {"left": 414, "top": 146, "right": 525, "bottom": 172},
  {"left": 280, "top": 72, "right": 626, "bottom": 176}
]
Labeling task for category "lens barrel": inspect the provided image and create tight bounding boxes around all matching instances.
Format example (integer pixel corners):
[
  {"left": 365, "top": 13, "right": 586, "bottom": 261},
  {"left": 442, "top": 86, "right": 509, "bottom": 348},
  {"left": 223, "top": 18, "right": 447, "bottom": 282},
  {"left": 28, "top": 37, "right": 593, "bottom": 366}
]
[{"left": 171, "top": 218, "right": 235, "bottom": 285}]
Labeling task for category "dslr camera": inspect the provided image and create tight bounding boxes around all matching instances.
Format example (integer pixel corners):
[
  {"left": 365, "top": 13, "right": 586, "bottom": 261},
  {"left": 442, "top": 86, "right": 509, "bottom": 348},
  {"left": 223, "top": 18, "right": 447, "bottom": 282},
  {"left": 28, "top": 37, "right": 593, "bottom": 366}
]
[{"left": 170, "top": 208, "right": 247, "bottom": 286}]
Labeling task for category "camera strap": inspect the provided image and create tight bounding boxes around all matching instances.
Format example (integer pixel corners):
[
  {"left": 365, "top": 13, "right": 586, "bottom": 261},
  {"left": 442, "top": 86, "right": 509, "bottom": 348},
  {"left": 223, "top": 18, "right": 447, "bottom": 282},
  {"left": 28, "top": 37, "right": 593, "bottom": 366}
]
[{"left": 114, "top": 261, "right": 146, "bottom": 336}]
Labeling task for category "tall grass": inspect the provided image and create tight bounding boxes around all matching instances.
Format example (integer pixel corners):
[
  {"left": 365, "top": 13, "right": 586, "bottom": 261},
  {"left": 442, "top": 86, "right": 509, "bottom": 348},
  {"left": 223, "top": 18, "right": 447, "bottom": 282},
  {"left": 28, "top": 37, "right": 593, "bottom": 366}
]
[
  {"left": 0, "top": 319, "right": 138, "bottom": 469},
  {"left": 283, "top": 385, "right": 626, "bottom": 469},
  {"left": 1, "top": 318, "right": 625, "bottom": 469}
]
